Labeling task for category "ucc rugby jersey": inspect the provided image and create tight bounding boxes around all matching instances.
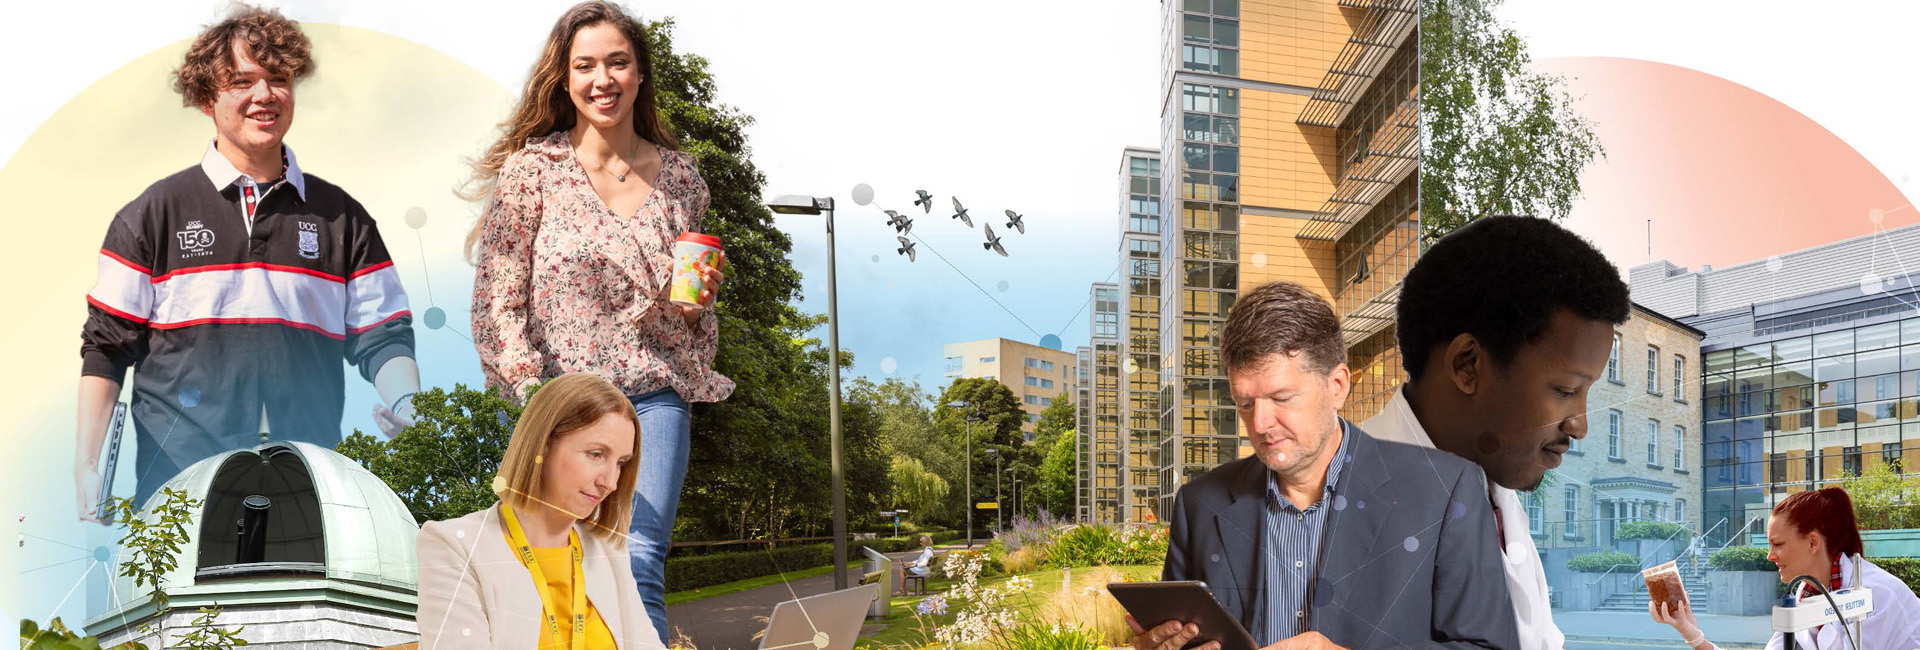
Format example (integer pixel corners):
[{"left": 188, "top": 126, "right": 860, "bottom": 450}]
[{"left": 80, "top": 142, "right": 414, "bottom": 501}]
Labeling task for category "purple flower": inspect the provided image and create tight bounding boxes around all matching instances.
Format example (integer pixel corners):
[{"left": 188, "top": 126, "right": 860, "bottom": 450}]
[{"left": 915, "top": 595, "right": 949, "bottom": 616}]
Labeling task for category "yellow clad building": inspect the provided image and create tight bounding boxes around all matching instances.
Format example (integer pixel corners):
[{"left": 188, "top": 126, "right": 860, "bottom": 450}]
[{"left": 1080, "top": 0, "right": 1418, "bottom": 523}]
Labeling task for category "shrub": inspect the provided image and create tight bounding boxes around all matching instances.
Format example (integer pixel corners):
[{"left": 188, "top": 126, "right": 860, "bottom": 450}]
[
  {"left": 1041, "top": 524, "right": 1169, "bottom": 569},
  {"left": 1708, "top": 546, "right": 1777, "bottom": 572},
  {"left": 1616, "top": 521, "right": 1690, "bottom": 541},
  {"left": 988, "top": 624, "right": 1105, "bottom": 650},
  {"left": 1566, "top": 551, "right": 1639, "bottom": 573}
]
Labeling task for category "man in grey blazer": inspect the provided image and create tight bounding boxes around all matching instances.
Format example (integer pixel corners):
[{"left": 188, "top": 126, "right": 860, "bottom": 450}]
[{"left": 1128, "top": 281, "right": 1518, "bottom": 650}]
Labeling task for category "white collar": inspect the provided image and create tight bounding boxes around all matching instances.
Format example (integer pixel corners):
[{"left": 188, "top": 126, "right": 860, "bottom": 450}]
[
  {"left": 1369, "top": 386, "right": 1439, "bottom": 450},
  {"left": 199, "top": 138, "right": 307, "bottom": 200}
]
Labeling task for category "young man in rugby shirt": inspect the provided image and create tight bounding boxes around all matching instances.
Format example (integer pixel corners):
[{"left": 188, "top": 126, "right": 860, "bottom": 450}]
[{"left": 73, "top": 5, "right": 421, "bottom": 520}]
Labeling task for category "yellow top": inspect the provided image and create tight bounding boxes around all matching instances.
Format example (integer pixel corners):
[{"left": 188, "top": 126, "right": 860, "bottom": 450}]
[{"left": 524, "top": 540, "right": 618, "bottom": 650}]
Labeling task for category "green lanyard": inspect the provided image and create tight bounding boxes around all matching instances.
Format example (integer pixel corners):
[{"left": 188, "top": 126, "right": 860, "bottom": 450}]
[{"left": 501, "top": 503, "right": 587, "bottom": 650}]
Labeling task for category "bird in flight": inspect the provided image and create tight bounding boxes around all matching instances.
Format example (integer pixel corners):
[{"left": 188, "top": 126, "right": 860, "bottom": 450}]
[
  {"left": 1003, "top": 210, "right": 1026, "bottom": 235},
  {"left": 914, "top": 190, "right": 934, "bottom": 214},
  {"left": 896, "top": 236, "right": 917, "bottom": 262},
  {"left": 951, "top": 197, "right": 974, "bottom": 228},
  {"left": 982, "top": 223, "right": 1007, "bottom": 257},
  {"left": 885, "top": 210, "right": 913, "bottom": 234}
]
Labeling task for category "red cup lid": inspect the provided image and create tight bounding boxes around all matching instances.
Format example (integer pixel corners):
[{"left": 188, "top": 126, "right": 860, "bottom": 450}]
[{"left": 675, "top": 232, "right": 722, "bottom": 248}]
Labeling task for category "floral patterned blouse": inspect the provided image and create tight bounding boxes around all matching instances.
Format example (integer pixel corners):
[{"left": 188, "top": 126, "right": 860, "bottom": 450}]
[{"left": 472, "top": 131, "right": 733, "bottom": 403}]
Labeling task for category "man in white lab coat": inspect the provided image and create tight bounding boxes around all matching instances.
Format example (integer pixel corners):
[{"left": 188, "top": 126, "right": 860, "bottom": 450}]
[{"left": 1361, "top": 217, "right": 1632, "bottom": 650}]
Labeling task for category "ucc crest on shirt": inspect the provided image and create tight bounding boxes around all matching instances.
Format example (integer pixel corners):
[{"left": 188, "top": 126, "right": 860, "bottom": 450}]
[{"left": 297, "top": 220, "right": 320, "bottom": 259}]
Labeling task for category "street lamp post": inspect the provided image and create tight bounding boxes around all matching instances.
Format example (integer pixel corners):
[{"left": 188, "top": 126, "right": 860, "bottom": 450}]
[
  {"left": 767, "top": 194, "right": 846, "bottom": 589},
  {"left": 947, "top": 400, "right": 973, "bottom": 548}
]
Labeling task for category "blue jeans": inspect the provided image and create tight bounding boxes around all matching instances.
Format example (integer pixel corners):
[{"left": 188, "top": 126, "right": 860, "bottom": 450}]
[{"left": 627, "top": 387, "right": 691, "bottom": 645}]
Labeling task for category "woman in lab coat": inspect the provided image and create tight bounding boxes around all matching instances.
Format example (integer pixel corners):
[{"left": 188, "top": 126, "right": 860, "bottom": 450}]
[{"left": 1650, "top": 487, "right": 1920, "bottom": 650}]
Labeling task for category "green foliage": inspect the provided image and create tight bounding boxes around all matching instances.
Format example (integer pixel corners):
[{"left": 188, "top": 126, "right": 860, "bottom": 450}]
[
  {"left": 1708, "top": 546, "right": 1778, "bottom": 572},
  {"left": 989, "top": 624, "right": 1106, "bottom": 650},
  {"left": 108, "top": 489, "right": 200, "bottom": 612},
  {"left": 1033, "top": 431, "right": 1078, "bottom": 519},
  {"left": 19, "top": 618, "right": 142, "bottom": 650},
  {"left": 938, "top": 378, "right": 1033, "bottom": 531},
  {"left": 1039, "top": 525, "right": 1169, "bottom": 569},
  {"left": 1871, "top": 557, "right": 1920, "bottom": 594},
  {"left": 1616, "top": 521, "right": 1691, "bottom": 541},
  {"left": 175, "top": 607, "right": 247, "bottom": 650},
  {"left": 1566, "top": 551, "right": 1639, "bottom": 573},
  {"left": 338, "top": 384, "right": 520, "bottom": 523},
  {"left": 1840, "top": 463, "right": 1920, "bottom": 530},
  {"left": 888, "top": 455, "right": 950, "bottom": 519},
  {"left": 1419, "top": 0, "right": 1603, "bottom": 244}
]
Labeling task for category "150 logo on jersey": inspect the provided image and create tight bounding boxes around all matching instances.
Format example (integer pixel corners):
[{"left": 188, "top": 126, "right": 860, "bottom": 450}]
[{"left": 176, "top": 220, "right": 216, "bottom": 258}]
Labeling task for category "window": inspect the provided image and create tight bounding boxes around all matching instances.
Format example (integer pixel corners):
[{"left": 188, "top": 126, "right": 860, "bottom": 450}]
[
  {"left": 1563, "top": 486, "right": 1580, "bottom": 538},
  {"left": 1041, "top": 396, "right": 1053, "bottom": 407},
  {"left": 1674, "top": 498, "right": 1686, "bottom": 525},
  {"left": 1843, "top": 446, "right": 1863, "bottom": 476},
  {"left": 1674, "top": 355, "right": 1686, "bottom": 400},
  {"left": 980, "top": 356, "right": 996, "bottom": 364},
  {"left": 1673, "top": 425, "right": 1686, "bottom": 470},
  {"left": 1887, "top": 443, "right": 1905, "bottom": 472},
  {"left": 1569, "top": 433, "right": 1581, "bottom": 453},
  {"left": 1647, "top": 419, "right": 1660, "bottom": 464},
  {"left": 945, "top": 356, "right": 961, "bottom": 374},
  {"left": 1526, "top": 492, "right": 1543, "bottom": 535},
  {"left": 1647, "top": 346, "right": 1661, "bottom": 393},
  {"left": 1608, "top": 410, "right": 1622, "bottom": 458},
  {"left": 1024, "top": 395, "right": 1038, "bottom": 405},
  {"left": 1607, "top": 333, "right": 1621, "bottom": 382}
]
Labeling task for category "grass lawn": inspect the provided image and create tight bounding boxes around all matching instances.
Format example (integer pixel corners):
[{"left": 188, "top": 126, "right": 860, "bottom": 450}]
[
  {"left": 663, "top": 564, "right": 838, "bottom": 606},
  {"left": 855, "top": 564, "right": 1162, "bottom": 649}
]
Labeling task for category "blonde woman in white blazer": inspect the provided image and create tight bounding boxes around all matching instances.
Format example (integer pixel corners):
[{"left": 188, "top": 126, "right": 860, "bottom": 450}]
[{"left": 416, "top": 373, "right": 666, "bottom": 650}]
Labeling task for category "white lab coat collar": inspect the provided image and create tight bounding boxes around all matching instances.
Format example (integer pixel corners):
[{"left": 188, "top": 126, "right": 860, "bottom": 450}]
[
  {"left": 199, "top": 138, "right": 308, "bottom": 200},
  {"left": 1360, "top": 386, "right": 1566, "bottom": 650}
]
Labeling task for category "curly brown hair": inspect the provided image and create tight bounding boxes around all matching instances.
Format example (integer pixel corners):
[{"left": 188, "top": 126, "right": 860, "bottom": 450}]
[{"left": 172, "top": 3, "right": 314, "bottom": 109}]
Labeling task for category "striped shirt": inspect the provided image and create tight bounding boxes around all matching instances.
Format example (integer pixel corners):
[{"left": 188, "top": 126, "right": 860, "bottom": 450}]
[{"left": 1260, "top": 424, "right": 1351, "bottom": 645}]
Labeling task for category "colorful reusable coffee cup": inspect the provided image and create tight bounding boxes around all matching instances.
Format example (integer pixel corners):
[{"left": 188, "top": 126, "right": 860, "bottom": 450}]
[{"left": 670, "top": 232, "right": 723, "bottom": 306}]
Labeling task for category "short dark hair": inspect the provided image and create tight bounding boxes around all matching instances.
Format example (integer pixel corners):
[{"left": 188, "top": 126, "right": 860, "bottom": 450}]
[
  {"left": 1773, "top": 487, "right": 1864, "bottom": 558},
  {"left": 1221, "top": 281, "right": 1345, "bottom": 375},
  {"left": 1396, "top": 217, "right": 1630, "bottom": 381},
  {"left": 173, "top": 3, "right": 314, "bottom": 109}
]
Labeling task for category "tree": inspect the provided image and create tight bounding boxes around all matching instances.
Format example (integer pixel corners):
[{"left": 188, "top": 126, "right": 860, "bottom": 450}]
[
  {"left": 1032, "top": 391, "right": 1076, "bottom": 451},
  {"left": 1033, "top": 427, "right": 1078, "bottom": 518},
  {"left": 887, "top": 455, "right": 950, "bottom": 522},
  {"left": 1420, "top": 0, "right": 1603, "bottom": 244},
  {"left": 935, "top": 378, "right": 1025, "bottom": 532},
  {"left": 337, "top": 384, "right": 519, "bottom": 524},
  {"left": 1841, "top": 463, "right": 1920, "bottom": 531}
]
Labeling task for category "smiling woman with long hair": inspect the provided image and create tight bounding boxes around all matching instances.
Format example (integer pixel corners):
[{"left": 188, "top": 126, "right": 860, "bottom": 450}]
[
  {"left": 464, "top": 2, "right": 732, "bottom": 642},
  {"left": 415, "top": 372, "right": 659, "bottom": 650}
]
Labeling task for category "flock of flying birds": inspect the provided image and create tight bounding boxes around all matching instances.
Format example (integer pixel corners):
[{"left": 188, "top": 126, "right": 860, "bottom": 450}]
[{"left": 884, "top": 189, "right": 1027, "bottom": 262}]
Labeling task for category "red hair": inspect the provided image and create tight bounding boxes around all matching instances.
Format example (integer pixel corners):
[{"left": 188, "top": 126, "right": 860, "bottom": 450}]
[{"left": 1773, "top": 487, "right": 1864, "bottom": 558}]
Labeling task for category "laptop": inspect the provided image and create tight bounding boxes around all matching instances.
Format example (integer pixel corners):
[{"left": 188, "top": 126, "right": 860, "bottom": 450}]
[{"left": 757, "top": 582, "right": 880, "bottom": 650}]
